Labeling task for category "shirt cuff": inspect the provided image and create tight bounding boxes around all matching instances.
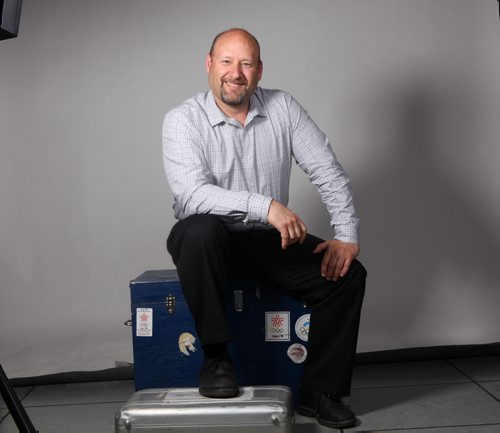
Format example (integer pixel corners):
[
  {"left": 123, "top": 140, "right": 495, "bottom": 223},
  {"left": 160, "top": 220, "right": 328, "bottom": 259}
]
[
  {"left": 334, "top": 224, "right": 359, "bottom": 245},
  {"left": 246, "top": 193, "right": 273, "bottom": 225}
]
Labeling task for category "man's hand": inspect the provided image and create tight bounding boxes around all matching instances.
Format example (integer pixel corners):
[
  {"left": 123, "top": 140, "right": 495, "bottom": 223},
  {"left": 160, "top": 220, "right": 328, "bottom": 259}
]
[
  {"left": 313, "top": 240, "right": 359, "bottom": 282},
  {"left": 267, "top": 199, "right": 307, "bottom": 250}
]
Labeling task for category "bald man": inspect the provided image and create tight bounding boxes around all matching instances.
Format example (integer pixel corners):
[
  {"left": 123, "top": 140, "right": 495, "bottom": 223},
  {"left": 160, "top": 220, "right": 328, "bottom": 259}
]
[{"left": 163, "top": 28, "right": 366, "bottom": 429}]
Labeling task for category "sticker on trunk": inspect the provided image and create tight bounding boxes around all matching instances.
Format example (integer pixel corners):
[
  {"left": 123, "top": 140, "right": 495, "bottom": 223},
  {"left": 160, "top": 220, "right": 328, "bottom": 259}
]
[
  {"left": 178, "top": 332, "right": 197, "bottom": 356},
  {"left": 295, "top": 314, "right": 310, "bottom": 342},
  {"left": 265, "top": 311, "right": 290, "bottom": 341},
  {"left": 136, "top": 308, "right": 153, "bottom": 337},
  {"left": 287, "top": 343, "right": 307, "bottom": 363}
]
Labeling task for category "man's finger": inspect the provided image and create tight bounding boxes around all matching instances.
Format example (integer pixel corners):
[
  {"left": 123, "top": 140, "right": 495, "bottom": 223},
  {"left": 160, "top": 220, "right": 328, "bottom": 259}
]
[
  {"left": 289, "top": 224, "right": 300, "bottom": 243},
  {"left": 333, "top": 256, "right": 345, "bottom": 281},
  {"left": 281, "top": 231, "right": 290, "bottom": 250},
  {"left": 299, "top": 221, "right": 307, "bottom": 243},
  {"left": 321, "top": 250, "right": 333, "bottom": 278},
  {"left": 313, "top": 242, "right": 327, "bottom": 254},
  {"left": 327, "top": 256, "right": 339, "bottom": 280},
  {"left": 339, "top": 257, "right": 353, "bottom": 278}
]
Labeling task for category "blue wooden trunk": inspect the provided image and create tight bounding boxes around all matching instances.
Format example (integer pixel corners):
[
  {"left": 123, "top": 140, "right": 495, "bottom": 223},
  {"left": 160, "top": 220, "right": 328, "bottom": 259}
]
[{"left": 130, "top": 269, "right": 311, "bottom": 398}]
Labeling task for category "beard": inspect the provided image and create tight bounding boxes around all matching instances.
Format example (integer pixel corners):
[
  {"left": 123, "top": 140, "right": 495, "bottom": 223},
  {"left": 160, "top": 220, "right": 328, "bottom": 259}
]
[{"left": 220, "top": 81, "right": 248, "bottom": 106}]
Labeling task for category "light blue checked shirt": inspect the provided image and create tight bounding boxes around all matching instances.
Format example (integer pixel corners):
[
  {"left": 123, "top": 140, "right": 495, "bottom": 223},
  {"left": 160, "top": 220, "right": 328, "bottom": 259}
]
[{"left": 162, "top": 87, "right": 360, "bottom": 244}]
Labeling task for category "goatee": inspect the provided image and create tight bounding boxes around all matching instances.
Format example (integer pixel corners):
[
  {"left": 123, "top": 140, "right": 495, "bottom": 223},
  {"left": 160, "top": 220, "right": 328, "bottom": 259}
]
[{"left": 220, "top": 88, "right": 247, "bottom": 106}]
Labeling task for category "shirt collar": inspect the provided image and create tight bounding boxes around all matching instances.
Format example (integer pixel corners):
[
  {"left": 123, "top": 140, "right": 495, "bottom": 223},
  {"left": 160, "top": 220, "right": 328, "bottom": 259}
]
[
  {"left": 206, "top": 91, "right": 226, "bottom": 126},
  {"left": 247, "top": 89, "right": 267, "bottom": 124},
  {"left": 206, "top": 88, "right": 267, "bottom": 127}
]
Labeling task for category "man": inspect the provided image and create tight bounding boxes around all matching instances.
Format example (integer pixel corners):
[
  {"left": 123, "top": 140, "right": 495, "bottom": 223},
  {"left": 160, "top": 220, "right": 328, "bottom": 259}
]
[{"left": 163, "top": 28, "right": 366, "bottom": 429}]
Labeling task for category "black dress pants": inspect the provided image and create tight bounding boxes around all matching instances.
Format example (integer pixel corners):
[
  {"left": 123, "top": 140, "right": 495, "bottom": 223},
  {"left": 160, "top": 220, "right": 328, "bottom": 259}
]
[{"left": 167, "top": 214, "right": 366, "bottom": 398}]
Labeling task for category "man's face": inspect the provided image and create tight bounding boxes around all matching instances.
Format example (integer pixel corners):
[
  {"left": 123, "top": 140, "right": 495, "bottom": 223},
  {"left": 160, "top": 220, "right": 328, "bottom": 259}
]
[{"left": 206, "top": 30, "right": 262, "bottom": 111}]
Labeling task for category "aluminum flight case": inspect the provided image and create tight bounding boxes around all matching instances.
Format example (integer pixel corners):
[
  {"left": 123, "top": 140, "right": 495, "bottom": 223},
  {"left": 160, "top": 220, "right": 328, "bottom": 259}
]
[
  {"left": 129, "top": 269, "right": 311, "bottom": 397},
  {"left": 115, "top": 386, "right": 293, "bottom": 433}
]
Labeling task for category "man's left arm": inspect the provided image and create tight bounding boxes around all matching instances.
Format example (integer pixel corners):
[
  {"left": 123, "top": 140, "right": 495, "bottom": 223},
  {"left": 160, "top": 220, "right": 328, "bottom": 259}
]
[
  {"left": 313, "top": 239, "right": 360, "bottom": 282},
  {"left": 287, "top": 94, "right": 361, "bottom": 281}
]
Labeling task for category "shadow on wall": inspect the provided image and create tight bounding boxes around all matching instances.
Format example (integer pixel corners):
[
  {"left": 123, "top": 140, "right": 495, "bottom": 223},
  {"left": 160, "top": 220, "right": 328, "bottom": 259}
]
[{"left": 354, "top": 73, "right": 500, "bottom": 349}]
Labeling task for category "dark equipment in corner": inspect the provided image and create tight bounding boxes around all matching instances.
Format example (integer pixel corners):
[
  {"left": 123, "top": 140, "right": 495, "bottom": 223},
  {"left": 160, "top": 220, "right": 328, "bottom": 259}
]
[
  {"left": 0, "top": 0, "right": 22, "bottom": 41},
  {"left": 0, "top": 364, "right": 38, "bottom": 433}
]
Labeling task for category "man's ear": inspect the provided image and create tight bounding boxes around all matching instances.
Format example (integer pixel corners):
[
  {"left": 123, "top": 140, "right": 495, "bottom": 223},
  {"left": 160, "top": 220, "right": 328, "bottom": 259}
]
[
  {"left": 258, "top": 60, "right": 263, "bottom": 81},
  {"left": 205, "top": 54, "right": 212, "bottom": 73}
]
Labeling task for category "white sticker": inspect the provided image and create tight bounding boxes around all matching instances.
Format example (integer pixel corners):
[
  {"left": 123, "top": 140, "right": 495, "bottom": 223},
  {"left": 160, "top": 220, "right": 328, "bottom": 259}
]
[
  {"left": 136, "top": 308, "right": 153, "bottom": 337},
  {"left": 265, "top": 311, "right": 290, "bottom": 341},
  {"left": 295, "top": 314, "right": 311, "bottom": 342},
  {"left": 287, "top": 343, "right": 308, "bottom": 364},
  {"left": 178, "top": 332, "right": 197, "bottom": 356}
]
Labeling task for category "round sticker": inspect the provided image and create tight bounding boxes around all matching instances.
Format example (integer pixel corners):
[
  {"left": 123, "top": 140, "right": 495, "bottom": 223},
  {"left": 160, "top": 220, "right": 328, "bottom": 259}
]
[
  {"left": 287, "top": 343, "right": 307, "bottom": 364},
  {"left": 295, "top": 314, "right": 310, "bottom": 342}
]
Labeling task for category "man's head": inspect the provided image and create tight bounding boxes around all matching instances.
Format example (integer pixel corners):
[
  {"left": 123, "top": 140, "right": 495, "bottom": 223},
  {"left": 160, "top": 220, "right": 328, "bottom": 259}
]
[{"left": 206, "top": 28, "right": 263, "bottom": 112}]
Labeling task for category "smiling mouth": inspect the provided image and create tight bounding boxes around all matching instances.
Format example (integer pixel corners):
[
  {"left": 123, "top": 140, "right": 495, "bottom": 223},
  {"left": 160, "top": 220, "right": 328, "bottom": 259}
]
[
  {"left": 223, "top": 81, "right": 246, "bottom": 89},
  {"left": 220, "top": 80, "right": 248, "bottom": 106}
]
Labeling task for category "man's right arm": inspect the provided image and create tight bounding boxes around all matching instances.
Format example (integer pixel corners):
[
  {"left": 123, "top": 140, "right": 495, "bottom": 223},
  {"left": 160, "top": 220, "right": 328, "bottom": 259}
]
[
  {"left": 162, "top": 109, "right": 272, "bottom": 224},
  {"left": 267, "top": 199, "right": 308, "bottom": 250}
]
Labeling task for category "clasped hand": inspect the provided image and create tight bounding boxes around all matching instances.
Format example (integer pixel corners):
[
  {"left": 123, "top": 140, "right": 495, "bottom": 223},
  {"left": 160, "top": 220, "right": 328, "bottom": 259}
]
[{"left": 267, "top": 199, "right": 359, "bottom": 281}]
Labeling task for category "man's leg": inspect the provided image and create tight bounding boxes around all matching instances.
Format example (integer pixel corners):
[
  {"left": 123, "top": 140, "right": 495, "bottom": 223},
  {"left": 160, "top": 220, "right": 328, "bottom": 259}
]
[
  {"left": 295, "top": 258, "right": 366, "bottom": 428},
  {"left": 300, "top": 259, "right": 366, "bottom": 398},
  {"left": 241, "top": 230, "right": 366, "bottom": 427},
  {"left": 167, "top": 214, "right": 240, "bottom": 397}
]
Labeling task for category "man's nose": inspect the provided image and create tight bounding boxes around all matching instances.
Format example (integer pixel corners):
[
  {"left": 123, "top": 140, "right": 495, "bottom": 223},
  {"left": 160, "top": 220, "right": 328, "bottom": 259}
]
[{"left": 227, "top": 63, "right": 243, "bottom": 78}]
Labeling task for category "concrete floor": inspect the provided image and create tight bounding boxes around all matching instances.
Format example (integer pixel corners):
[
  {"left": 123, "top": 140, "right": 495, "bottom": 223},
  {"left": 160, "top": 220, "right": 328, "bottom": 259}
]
[{"left": 1, "top": 355, "right": 500, "bottom": 432}]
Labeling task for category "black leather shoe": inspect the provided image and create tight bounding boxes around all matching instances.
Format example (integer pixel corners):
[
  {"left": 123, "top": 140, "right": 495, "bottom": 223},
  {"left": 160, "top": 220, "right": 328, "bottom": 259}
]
[
  {"left": 297, "top": 389, "right": 356, "bottom": 429},
  {"left": 199, "top": 355, "right": 239, "bottom": 398}
]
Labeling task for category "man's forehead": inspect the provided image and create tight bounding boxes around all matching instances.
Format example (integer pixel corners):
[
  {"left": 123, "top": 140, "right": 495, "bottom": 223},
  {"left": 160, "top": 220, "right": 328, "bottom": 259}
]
[{"left": 212, "top": 31, "right": 259, "bottom": 56}]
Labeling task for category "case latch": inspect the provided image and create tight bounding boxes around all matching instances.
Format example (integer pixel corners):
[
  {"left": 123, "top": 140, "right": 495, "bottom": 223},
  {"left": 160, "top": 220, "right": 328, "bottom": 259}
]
[
  {"left": 234, "top": 290, "right": 243, "bottom": 312},
  {"left": 165, "top": 294, "right": 176, "bottom": 315},
  {"left": 255, "top": 283, "right": 262, "bottom": 299}
]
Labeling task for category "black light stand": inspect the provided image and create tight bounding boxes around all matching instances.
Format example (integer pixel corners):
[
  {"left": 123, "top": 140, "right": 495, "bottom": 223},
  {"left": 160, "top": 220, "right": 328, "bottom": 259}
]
[
  {"left": 0, "top": 364, "right": 38, "bottom": 433},
  {"left": 0, "top": 0, "right": 22, "bottom": 41}
]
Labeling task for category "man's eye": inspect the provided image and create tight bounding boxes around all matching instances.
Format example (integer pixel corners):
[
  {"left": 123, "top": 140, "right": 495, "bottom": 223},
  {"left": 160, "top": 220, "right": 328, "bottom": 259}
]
[
  {"left": 242, "top": 63, "right": 252, "bottom": 68},
  {"left": 221, "top": 60, "right": 231, "bottom": 65}
]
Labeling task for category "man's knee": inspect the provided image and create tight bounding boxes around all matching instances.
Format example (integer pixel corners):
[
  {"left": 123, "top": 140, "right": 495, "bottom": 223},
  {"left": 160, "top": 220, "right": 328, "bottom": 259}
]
[
  {"left": 349, "top": 259, "right": 367, "bottom": 280},
  {"left": 346, "top": 259, "right": 367, "bottom": 298}
]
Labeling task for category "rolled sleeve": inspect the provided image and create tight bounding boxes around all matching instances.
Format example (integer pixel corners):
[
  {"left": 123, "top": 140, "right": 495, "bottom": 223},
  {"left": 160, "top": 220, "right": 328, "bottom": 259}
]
[{"left": 245, "top": 193, "right": 273, "bottom": 225}]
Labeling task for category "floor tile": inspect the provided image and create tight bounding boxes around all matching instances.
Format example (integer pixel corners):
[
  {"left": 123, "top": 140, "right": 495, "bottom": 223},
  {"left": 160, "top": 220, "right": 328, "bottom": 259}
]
[
  {"left": 450, "top": 356, "right": 500, "bottom": 381},
  {"left": 352, "top": 360, "right": 468, "bottom": 388},
  {"left": 2, "top": 366, "right": 499, "bottom": 433},
  {"left": 294, "top": 414, "right": 324, "bottom": 432},
  {"left": 0, "top": 402, "right": 121, "bottom": 433},
  {"left": 481, "top": 381, "right": 500, "bottom": 400},
  {"left": 22, "top": 380, "right": 135, "bottom": 406},
  {"left": 0, "top": 387, "right": 32, "bottom": 408},
  {"left": 359, "top": 425, "right": 500, "bottom": 432},
  {"left": 349, "top": 382, "right": 500, "bottom": 431}
]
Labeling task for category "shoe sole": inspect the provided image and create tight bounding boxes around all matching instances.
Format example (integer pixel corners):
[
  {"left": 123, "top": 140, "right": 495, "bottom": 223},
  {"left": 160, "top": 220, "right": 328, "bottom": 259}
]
[
  {"left": 297, "top": 405, "right": 356, "bottom": 429},
  {"left": 296, "top": 405, "right": 316, "bottom": 418},
  {"left": 317, "top": 416, "right": 357, "bottom": 429},
  {"left": 199, "top": 387, "right": 239, "bottom": 398}
]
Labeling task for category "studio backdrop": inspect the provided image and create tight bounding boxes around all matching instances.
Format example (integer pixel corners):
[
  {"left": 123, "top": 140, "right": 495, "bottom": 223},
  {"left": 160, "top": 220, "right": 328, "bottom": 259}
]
[{"left": 0, "top": 0, "right": 499, "bottom": 378}]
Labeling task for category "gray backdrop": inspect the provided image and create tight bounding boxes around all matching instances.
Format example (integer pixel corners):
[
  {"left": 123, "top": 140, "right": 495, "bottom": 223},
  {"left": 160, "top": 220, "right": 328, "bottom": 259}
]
[{"left": 1, "top": 0, "right": 499, "bottom": 378}]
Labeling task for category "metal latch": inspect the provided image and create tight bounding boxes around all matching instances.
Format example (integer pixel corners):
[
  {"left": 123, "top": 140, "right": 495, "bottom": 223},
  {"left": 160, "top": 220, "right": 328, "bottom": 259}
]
[
  {"left": 255, "top": 283, "right": 262, "bottom": 299},
  {"left": 124, "top": 418, "right": 132, "bottom": 433},
  {"left": 234, "top": 290, "right": 243, "bottom": 312},
  {"left": 166, "top": 294, "right": 176, "bottom": 315}
]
